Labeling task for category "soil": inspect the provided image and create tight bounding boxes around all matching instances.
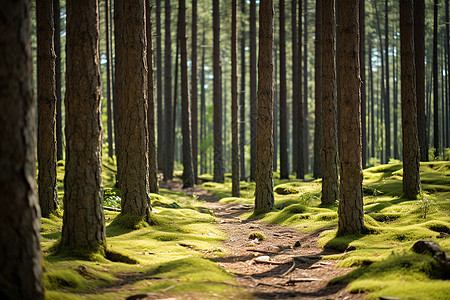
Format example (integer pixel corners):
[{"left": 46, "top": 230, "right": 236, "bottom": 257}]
[{"left": 156, "top": 180, "right": 366, "bottom": 300}]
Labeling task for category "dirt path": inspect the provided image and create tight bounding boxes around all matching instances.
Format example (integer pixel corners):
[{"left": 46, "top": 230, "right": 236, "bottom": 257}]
[{"left": 159, "top": 181, "right": 365, "bottom": 300}]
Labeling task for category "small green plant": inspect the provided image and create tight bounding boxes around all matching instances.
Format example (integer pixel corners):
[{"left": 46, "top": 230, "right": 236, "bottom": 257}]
[
  {"left": 103, "top": 189, "right": 121, "bottom": 209},
  {"left": 248, "top": 232, "right": 266, "bottom": 241},
  {"left": 416, "top": 191, "right": 436, "bottom": 219}
]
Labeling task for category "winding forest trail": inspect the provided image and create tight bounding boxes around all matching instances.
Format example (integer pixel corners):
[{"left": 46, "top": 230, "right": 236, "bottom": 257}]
[{"left": 159, "top": 181, "right": 365, "bottom": 299}]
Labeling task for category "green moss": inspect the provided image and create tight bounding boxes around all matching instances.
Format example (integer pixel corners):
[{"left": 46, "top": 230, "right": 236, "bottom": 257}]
[
  {"left": 274, "top": 184, "right": 299, "bottom": 195},
  {"left": 315, "top": 212, "right": 337, "bottom": 221},
  {"left": 248, "top": 232, "right": 266, "bottom": 241},
  {"left": 369, "top": 212, "right": 401, "bottom": 222},
  {"left": 109, "top": 213, "right": 149, "bottom": 230},
  {"left": 421, "top": 220, "right": 450, "bottom": 233}
]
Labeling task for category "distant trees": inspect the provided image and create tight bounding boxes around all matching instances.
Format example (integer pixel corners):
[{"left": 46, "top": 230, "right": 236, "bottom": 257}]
[
  {"left": 255, "top": 0, "right": 274, "bottom": 215},
  {"left": 0, "top": 1, "right": 44, "bottom": 297},
  {"left": 250, "top": 0, "right": 257, "bottom": 182},
  {"left": 191, "top": 0, "right": 199, "bottom": 183},
  {"left": 164, "top": 0, "right": 174, "bottom": 181},
  {"left": 231, "top": 0, "right": 240, "bottom": 197},
  {"left": 279, "top": 0, "right": 289, "bottom": 179},
  {"left": 314, "top": 0, "right": 323, "bottom": 179}
]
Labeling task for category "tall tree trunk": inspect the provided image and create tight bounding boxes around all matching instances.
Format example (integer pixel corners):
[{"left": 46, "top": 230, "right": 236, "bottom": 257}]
[
  {"left": 433, "top": 0, "right": 439, "bottom": 157},
  {"left": 156, "top": 0, "right": 163, "bottom": 170},
  {"left": 0, "top": 1, "right": 44, "bottom": 297},
  {"left": 292, "top": 0, "right": 299, "bottom": 177},
  {"left": 200, "top": 26, "right": 207, "bottom": 175},
  {"left": 400, "top": 0, "right": 421, "bottom": 199},
  {"left": 146, "top": 1, "right": 158, "bottom": 193},
  {"left": 164, "top": 0, "right": 174, "bottom": 180},
  {"left": 297, "top": 0, "right": 305, "bottom": 179},
  {"left": 106, "top": 0, "right": 114, "bottom": 159},
  {"left": 338, "top": 0, "right": 364, "bottom": 235},
  {"left": 274, "top": 44, "right": 278, "bottom": 172},
  {"left": 114, "top": 0, "right": 151, "bottom": 217},
  {"left": 191, "top": 0, "right": 198, "bottom": 183},
  {"left": 250, "top": 0, "right": 257, "bottom": 181},
  {"left": 303, "top": 0, "right": 309, "bottom": 174},
  {"left": 384, "top": 0, "right": 390, "bottom": 163},
  {"left": 255, "top": 0, "right": 274, "bottom": 215},
  {"left": 240, "top": 0, "right": 247, "bottom": 180},
  {"left": 54, "top": 0, "right": 63, "bottom": 162},
  {"left": 37, "top": 0, "right": 59, "bottom": 217},
  {"left": 314, "top": 0, "right": 323, "bottom": 178},
  {"left": 173, "top": 38, "right": 180, "bottom": 167},
  {"left": 369, "top": 37, "right": 375, "bottom": 160},
  {"left": 232, "top": 0, "right": 240, "bottom": 196},
  {"left": 415, "top": 0, "right": 427, "bottom": 161},
  {"left": 279, "top": 0, "right": 289, "bottom": 179},
  {"left": 393, "top": 28, "right": 399, "bottom": 159},
  {"left": 446, "top": 0, "right": 450, "bottom": 148},
  {"left": 360, "top": 0, "right": 366, "bottom": 167},
  {"left": 179, "top": 0, "right": 194, "bottom": 188},
  {"left": 62, "top": 0, "right": 106, "bottom": 248},
  {"left": 321, "top": 0, "right": 339, "bottom": 206},
  {"left": 213, "top": 0, "right": 224, "bottom": 183}
]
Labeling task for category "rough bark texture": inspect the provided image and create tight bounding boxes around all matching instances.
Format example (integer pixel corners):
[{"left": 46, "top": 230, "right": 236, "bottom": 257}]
[
  {"left": 213, "top": 0, "right": 224, "bottom": 183},
  {"left": 297, "top": 0, "right": 305, "bottom": 180},
  {"left": 240, "top": 0, "right": 246, "bottom": 180},
  {"left": 105, "top": 0, "right": 114, "bottom": 158},
  {"left": 250, "top": 0, "right": 257, "bottom": 181},
  {"left": 54, "top": 0, "right": 63, "bottom": 161},
  {"left": 292, "top": 0, "right": 299, "bottom": 177},
  {"left": 338, "top": 0, "right": 364, "bottom": 235},
  {"left": 314, "top": 0, "right": 323, "bottom": 179},
  {"left": 414, "top": 0, "right": 427, "bottom": 161},
  {"left": 360, "top": 0, "right": 366, "bottom": 167},
  {"left": 164, "top": 0, "right": 174, "bottom": 180},
  {"left": 303, "top": 0, "right": 309, "bottom": 175},
  {"left": 37, "top": 0, "right": 59, "bottom": 217},
  {"left": 232, "top": 0, "right": 240, "bottom": 197},
  {"left": 433, "top": 0, "right": 439, "bottom": 157},
  {"left": 146, "top": 1, "right": 158, "bottom": 193},
  {"left": 0, "top": 1, "right": 44, "bottom": 298},
  {"left": 255, "top": 0, "right": 274, "bottom": 215},
  {"left": 321, "top": 0, "right": 339, "bottom": 206},
  {"left": 114, "top": 0, "right": 151, "bottom": 216},
  {"left": 400, "top": 0, "right": 421, "bottom": 199},
  {"left": 156, "top": 0, "right": 163, "bottom": 170},
  {"left": 61, "top": 0, "right": 106, "bottom": 249},
  {"left": 279, "top": 0, "right": 289, "bottom": 179},
  {"left": 179, "top": 0, "right": 194, "bottom": 188},
  {"left": 191, "top": 0, "right": 198, "bottom": 183}
]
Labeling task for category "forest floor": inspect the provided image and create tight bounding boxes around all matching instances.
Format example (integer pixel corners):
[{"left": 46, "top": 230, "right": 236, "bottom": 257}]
[{"left": 158, "top": 180, "right": 365, "bottom": 300}]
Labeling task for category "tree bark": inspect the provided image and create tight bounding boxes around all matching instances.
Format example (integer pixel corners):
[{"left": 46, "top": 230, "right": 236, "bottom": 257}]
[
  {"left": 105, "top": 0, "right": 114, "bottom": 159},
  {"left": 250, "top": 0, "right": 257, "bottom": 181},
  {"left": 0, "top": 1, "right": 44, "bottom": 297},
  {"left": 164, "top": 0, "right": 174, "bottom": 180},
  {"left": 297, "top": 0, "right": 305, "bottom": 179},
  {"left": 191, "top": 0, "right": 198, "bottom": 183},
  {"left": 400, "top": 0, "right": 421, "bottom": 199},
  {"left": 200, "top": 26, "right": 207, "bottom": 175},
  {"left": 232, "top": 0, "right": 240, "bottom": 197},
  {"left": 384, "top": 0, "right": 391, "bottom": 163},
  {"left": 37, "top": 0, "right": 59, "bottom": 217},
  {"left": 303, "top": 0, "right": 309, "bottom": 175},
  {"left": 279, "top": 0, "right": 289, "bottom": 179},
  {"left": 54, "top": 0, "right": 63, "bottom": 162},
  {"left": 369, "top": 37, "right": 375, "bottom": 160},
  {"left": 360, "top": 0, "right": 366, "bottom": 167},
  {"left": 292, "top": 0, "right": 299, "bottom": 177},
  {"left": 433, "top": 0, "right": 439, "bottom": 157},
  {"left": 213, "top": 0, "right": 224, "bottom": 183},
  {"left": 240, "top": 0, "right": 247, "bottom": 180},
  {"left": 62, "top": 0, "right": 106, "bottom": 249},
  {"left": 314, "top": 0, "right": 323, "bottom": 179},
  {"left": 156, "top": 0, "right": 163, "bottom": 171},
  {"left": 255, "top": 0, "right": 274, "bottom": 215},
  {"left": 114, "top": 0, "right": 151, "bottom": 217},
  {"left": 338, "top": 0, "right": 364, "bottom": 235}
]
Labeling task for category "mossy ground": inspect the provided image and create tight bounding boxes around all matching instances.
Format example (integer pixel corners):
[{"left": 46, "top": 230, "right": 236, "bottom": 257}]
[{"left": 202, "top": 160, "right": 450, "bottom": 299}]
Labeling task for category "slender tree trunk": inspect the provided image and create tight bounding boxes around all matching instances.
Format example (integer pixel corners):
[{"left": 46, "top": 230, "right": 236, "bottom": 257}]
[
  {"left": 255, "top": 0, "right": 274, "bottom": 215},
  {"left": 200, "top": 26, "right": 207, "bottom": 175},
  {"left": 400, "top": 0, "right": 421, "bottom": 199},
  {"left": 62, "top": 0, "right": 106, "bottom": 248},
  {"left": 303, "top": 0, "right": 309, "bottom": 174},
  {"left": 105, "top": 0, "right": 114, "bottom": 158},
  {"left": 0, "top": 1, "right": 44, "bottom": 297},
  {"left": 360, "top": 0, "right": 366, "bottom": 167},
  {"left": 164, "top": 0, "right": 173, "bottom": 180},
  {"left": 232, "top": 0, "right": 240, "bottom": 196},
  {"left": 250, "top": 0, "right": 257, "bottom": 181},
  {"left": 146, "top": 1, "right": 158, "bottom": 193},
  {"left": 54, "top": 0, "right": 63, "bottom": 162},
  {"left": 369, "top": 37, "right": 375, "bottom": 160},
  {"left": 433, "top": 0, "right": 439, "bottom": 157},
  {"left": 314, "top": 0, "right": 323, "bottom": 178},
  {"left": 393, "top": 29, "right": 399, "bottom": 159},
  {"left": 274, "top": 44, "right": 278, "bottom": 172},
  {"left": 173, "top": 38, "right": 180, "bottom": 167},
  {"left": 446, "top": 0, "right": 450, "bottom": 148},
  {"left": 297, "top": 0, "right": 305, "bottom": 179},
  {"left": 279, "top": 0, "right": 289, "bottom": 179},
  {"left": 321, "top": 0, "right": 339, "bottom": 206},
  {"left": 156, "top": 0, "right": 163, "bottom": 171},
  {"left": 384, "top": 0, "right": 391, "bottom": 163},
  {"left": 191, "top": 0, "right": 198, "bottom": 183},
  {"left": 114, "top": 0, "right": 151, "bottom": 217},
  {"left": 37, "top": 0, "right": 59, "bottom": 217},
  {"left": 292, "top": 0, "right": 299, "bottom": 177},
  {"left": 240, "top": 0, "right": 247, "bottom": 180},
  {"left": 338, "top": 0, "right": 364, "bottom": 235},
  {"left": 213, "top": 0, "right": 224, "bottom": 183}
]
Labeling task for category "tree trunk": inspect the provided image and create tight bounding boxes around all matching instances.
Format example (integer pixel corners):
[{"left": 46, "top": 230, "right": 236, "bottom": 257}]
[
  {"left": 191, "top": 0, "right": 198, "bottom": 183},
  {"left": 250, "top": 0, "right": 257, "bottom": 181},
  {"left": 240, "top": 0, "right": 247, "bottom": 180},
  {"left": 200, "top": 26, "right": 207, "bottom": 175},
  {"left": 274, "top": 44, "right": 278, "bottom": 172},
  {"left": 433, "top": 0, "right": 439, "bottom": 157},
  {"left": 338, "top": 0, "right": 364, "bottom": 235},
  {"left": 62, "top": 0, "right": 106, "bottom": 248},
  {"left": 393, "top": 28, "right": 399, "bottom": 159},
  {"left": 54, "top": 0, "right": 63, "bottom": 162},
  {"left": 179, "top": 0, "right": 194, "bottom": 188},
  {"left": 37, "top": 0, "right": 59, "bottom": 217},
  {"left": 303, "top": 0, "right": 309, "bottom": 175},
  {"left": 156, "top": 0, "right": 163, "bottom": 171},
  {"left": 314, "top": 0, "right": 323, "bottom": 179},
  {"left": 369, "top": 37, "right": 375, "bottom": 160},
  {"left": 164, "top": 0, "right": 174, "bottom": 180},
  {"left": 292, "top": 0, "right": 299, "bottom": 177},
  {"left": 297, "top": 0, "right": 305, "bottom": 179},
  {"left": 255, "top": 0, "right": 274, "bottom": 215},
  {"left": 0, "top": 1, "right": 44, "bottom": 297},
  {"left": 384, "top": 0, "right": 391, "bottom": 163},
  {"left": 446, "top": 0, "right": 450, "bottom": 148},
  {"left": 400, "top": 0, "right": 421, "bottom": 199},
  {"left": 360, "top": 0, "right": 366, "bottom": 167},
  {"left": 232, "top": 0, "right": 240, "bottom": 197},
  {"left": 213, "top": 0, "right": 224, "bottom": 183},
  {"left": 279, "top": 0, "right": 289, "bottom": 179},
  {"left": 114, "top": 0, "right": 151, "bottom": 217},
  {"left": 105, "top": 0, "right": 114, "bottom": 159},
  {"left": 146, "top": 1, "right": 158, "bottom": 193},
  {"left": 321, "top": 0, "right": 339, "bottom": 206}
]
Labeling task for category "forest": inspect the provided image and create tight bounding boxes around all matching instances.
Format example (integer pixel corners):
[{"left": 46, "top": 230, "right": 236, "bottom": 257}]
[{"left": 0, "top": 0, "right": 449, "bottom": 299}]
